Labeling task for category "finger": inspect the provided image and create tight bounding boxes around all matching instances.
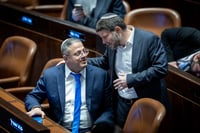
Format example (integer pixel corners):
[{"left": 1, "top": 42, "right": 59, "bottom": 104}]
[
  {"left": 113, "top": 81, "right": 121, "bottom": 87},
  {"left": 113, "top": 78, "right": 120, "bottom": 84}
]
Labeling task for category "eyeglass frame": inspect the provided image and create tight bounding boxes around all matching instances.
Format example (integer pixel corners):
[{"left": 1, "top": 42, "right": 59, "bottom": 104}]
[{"left": 65, "top": 48, "right": 89, "bottom": 58}]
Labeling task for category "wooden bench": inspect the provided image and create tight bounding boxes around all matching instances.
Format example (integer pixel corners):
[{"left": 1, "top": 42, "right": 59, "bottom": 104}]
[
  {"left": 162, "top": 65, "right": 200, "bottom": 133},
  {"left": 0, "top": 87, "right": 70, "bottom": 133}
]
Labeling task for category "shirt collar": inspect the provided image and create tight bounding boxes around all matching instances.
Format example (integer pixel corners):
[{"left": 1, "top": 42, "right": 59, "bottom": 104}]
[
  {"left": 127, "top": 25, "right": 135, "bottom": 45},
  {"left": 65, "top": 64, "right": 86, "bottom": 79}
]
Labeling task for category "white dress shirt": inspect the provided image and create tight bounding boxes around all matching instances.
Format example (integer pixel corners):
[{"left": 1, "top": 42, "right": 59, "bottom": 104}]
[
  {"left": 177, "top": 50, "right": 200, "bottom": 71},
  {"left": 62, "top": 64, "right": 92, "bottom": 129},
  {"left": 115, "top": 26, "right": 138, "bottom": 99}
]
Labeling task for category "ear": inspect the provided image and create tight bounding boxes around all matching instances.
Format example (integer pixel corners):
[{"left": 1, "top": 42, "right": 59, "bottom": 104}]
[
  {"left": 63, "top": 55, "right": 68, "bottom": 61},
  {"left": 114, "top": 26, "right": 121, "bottom": 33}
]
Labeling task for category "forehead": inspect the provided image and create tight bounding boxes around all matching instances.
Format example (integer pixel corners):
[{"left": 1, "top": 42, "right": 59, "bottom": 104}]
[
  {"left": 97, "top": 30, "right": 111, "bottom": 37},
  {"left": 68, "top": 41, "right": 84, "bottom": 52}
]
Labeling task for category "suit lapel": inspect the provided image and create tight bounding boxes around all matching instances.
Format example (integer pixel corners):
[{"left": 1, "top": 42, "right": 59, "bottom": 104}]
[
  {"left": 131, "top": 28, "right": 141, "bottom": 72},
  {"left": 56, "top": 64, "right": 66, "bottom": 113},
  {"left": 85, "top": 66, "right": 93, "bottom": 111},
  {"left": 110, "top": 49, "right": 117, "bottom": 81}
]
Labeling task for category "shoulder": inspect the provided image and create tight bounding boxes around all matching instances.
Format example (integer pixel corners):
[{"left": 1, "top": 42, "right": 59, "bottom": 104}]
[
  {"left": 134, "top": 28, "right": 160, "bottom": 43},
  {"left": 43, "top": 63, "right": 64, "bottom": 75},
  {"left": 135, "top": 28, "right": 158, "bottom": 38},
  {"left": 87, "top": 64, "right": 107, "bottom": 73},
  {"left": 162, "top": 27, "right": 200, "bottom": 38}
]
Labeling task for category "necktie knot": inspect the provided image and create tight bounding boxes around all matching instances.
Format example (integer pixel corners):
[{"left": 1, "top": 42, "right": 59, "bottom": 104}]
[{"left": 70, "top": 72, "right": 81, "bottom": 80}]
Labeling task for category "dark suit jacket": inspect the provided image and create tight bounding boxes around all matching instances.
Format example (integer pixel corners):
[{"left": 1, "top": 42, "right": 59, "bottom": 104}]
[
  {"left": 67, "top": 0, "right": 126, "bottom": 28},
  {"left": 161, "top": 27, "right": 200, "bottom": 62},
  {"left": 88, "top": 28, "right": 168, "bottom": 104},
  {"left": 25, "top": 64, "right": 113, "bottom": 126}
]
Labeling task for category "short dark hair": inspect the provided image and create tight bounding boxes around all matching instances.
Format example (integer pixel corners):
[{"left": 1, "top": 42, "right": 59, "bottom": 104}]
[{"left": 61, "top": 38, "right": 81, "bottom": 55}]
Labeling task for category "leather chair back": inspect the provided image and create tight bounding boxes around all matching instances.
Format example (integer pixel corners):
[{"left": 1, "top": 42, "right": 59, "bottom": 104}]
[
  {"left": 5, "top": 58, "right": 64, "bottom": 114},
  {"left": 123, "top": 98, "right": 166, "bottom": 133},
  {"left": 5, "top": 58, "right": 63, "bottom": 99},
  {"left": 4, "top": 0, "right": 38, "bottom": 7},
  {"left": 124, "top": 8, "right": 181, "bottom": 37},
  {"left": 0, "top": 36, "right": 37, "bottom": 88},
  {"left": 123, "top": 1, "right": 131, "bottom": 14}
]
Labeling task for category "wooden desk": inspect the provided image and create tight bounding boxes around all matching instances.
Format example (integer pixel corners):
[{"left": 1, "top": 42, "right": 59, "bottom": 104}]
[
  {"left": 161, "top": 65, "right": 200, "bottom": 133},
  {"left": 0, "top": 87, "right": 70, "bottom": 133}
]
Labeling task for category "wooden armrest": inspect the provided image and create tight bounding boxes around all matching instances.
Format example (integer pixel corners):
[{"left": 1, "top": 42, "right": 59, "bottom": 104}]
[
  {"left": 0, "top": 76, "right": 20, "bottom": 83},
  {"left": 25, "top": 4, "right": 63, "bottom": 10},
  {"left": 5, "top": 87, "right": 34, "bottom": 101},
  {"left": 5, "top": 86, "right": 34, "bottom": 93}
]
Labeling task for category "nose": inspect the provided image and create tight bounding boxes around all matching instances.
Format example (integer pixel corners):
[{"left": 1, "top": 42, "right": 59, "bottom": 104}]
[
  {"left": 102, "top": 38, "right": 107, "bottom": 45},
  {"left": 80, "top": 50, "right": 89, "bottom": 58}
]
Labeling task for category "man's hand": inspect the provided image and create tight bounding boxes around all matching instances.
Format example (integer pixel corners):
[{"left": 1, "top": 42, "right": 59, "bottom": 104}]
[
  {"left": 26, "top": 107, "right": 45, "bottom": 118},
  {"left": 72, "top": 8, "right": 85, "bottom": 22},
  {"left": 113, "top": 73, "right": 128, "bottom": 90}
]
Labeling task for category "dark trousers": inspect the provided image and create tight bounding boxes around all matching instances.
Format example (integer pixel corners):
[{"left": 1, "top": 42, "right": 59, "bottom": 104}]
[{"left": 116, "top": 96, "right": 138, "bottom": 128}]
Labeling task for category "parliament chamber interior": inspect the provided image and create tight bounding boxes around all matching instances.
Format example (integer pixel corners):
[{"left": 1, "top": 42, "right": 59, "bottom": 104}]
[{"left": 0, "top": 0, "right": 200, "bottom": 133}]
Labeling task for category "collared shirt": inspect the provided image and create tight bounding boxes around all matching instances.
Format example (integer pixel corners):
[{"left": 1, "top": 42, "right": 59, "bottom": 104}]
[
  {"left": 62, "top": 65, "right": 92, "bottom": 129},
  {"left": 177, "top": 50, "right": 200, "bottom": 71},
  {"left": 115, "top": 26, "right": 138, "bottom": 99}
]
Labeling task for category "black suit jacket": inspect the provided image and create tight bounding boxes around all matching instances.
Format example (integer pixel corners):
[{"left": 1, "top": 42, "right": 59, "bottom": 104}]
[
  {"left": 88, "top": 28, "right": 168, "bottom": 103},
  {"left": 161, "top": 27, "right": 200, "bottom": 62}
]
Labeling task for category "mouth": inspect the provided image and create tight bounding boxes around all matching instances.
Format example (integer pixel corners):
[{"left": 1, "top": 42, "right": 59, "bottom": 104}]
[{"left": 80, "top": 57, "right": 87, "bottom": 63}]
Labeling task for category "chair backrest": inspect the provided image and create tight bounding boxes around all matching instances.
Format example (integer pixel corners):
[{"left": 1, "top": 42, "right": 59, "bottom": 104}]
[
  {"left": 25, "top": 4, "right": 64, "bottom": 18},
  {"left": 123, "top": 0, "right": 131, "bottom": 14},
  {"left": 42, "top": 58, "right": 63, "bottom": 73},
  {"left": 3, "top": 0, "right": 38, "bottom": 7},
  {"left": 0, "top": 36, "right": 37, "bottom": 88},
  {"left": 124, "top": 8, "right": 181, "bottom": 37},
  {"left": 123, "top": 98, "right": 166, "bottom": 133},
  {"left": 5, "top": 58, "right": 64, "bottom": 110}
]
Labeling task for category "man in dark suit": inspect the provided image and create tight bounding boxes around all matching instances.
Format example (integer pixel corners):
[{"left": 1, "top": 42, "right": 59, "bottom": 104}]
[
  {"left": 161, "top": 27, "right": 200, "bottom": 62},
  {"left": 65, "top": 0, "right": 126, "bottom": 28},
  {"left": 88, "top": 13, "right": 168, "bottom": 128},
  {"left": 161, "top": 27, "right": 200, "bottom": 77},
  {"left": 24, "top": 38, "right": 113, "bottom": 133}
]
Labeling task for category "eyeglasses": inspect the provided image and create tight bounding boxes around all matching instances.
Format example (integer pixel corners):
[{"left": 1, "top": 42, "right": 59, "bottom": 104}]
[{"left": 71, "top": 48, "right": 89, "bottom": 58}]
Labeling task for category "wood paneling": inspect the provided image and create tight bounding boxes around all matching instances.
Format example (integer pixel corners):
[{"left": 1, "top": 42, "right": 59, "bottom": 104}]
[{"left": 162, "top": 65, "right": 200, "bottom": 133}]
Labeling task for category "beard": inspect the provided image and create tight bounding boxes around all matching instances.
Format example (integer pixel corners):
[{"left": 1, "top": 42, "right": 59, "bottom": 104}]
[{"left": 111, "top": 32, "right": 122, "bottom": 49}]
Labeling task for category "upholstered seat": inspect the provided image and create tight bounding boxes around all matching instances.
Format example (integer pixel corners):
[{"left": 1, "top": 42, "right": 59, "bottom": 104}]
[
  {"left": 5, "top": 58, "right": 63, "bottom": 114},
  {"left": 124, "top": 8, "right": 181, "bottom": 37},
  {"left": 123, "top": 98, "right": 166, "bottom": 133},
  {"left": 0, "top": 36, "right": 37, "bottom": 88},
  {"left": 123, "top": 0, "right": 131, "bottom": 14}
]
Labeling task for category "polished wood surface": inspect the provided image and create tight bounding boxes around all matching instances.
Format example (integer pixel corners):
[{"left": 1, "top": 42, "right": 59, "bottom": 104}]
[
  {"left": 0, "top": 87, "right": 70, "bottom": 133},
  {"left": 163, "top": 65, "right": 200, "bottom": 133}
]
